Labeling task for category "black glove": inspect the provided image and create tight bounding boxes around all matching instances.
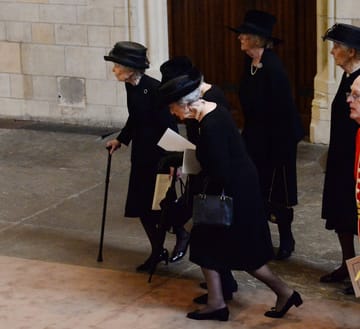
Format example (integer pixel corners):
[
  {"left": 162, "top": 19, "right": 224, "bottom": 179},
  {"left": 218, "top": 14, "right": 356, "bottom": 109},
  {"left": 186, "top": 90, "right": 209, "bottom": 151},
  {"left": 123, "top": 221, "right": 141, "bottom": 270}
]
[{"left": 158, "top": 152, "right": 184, "bottom": 172}]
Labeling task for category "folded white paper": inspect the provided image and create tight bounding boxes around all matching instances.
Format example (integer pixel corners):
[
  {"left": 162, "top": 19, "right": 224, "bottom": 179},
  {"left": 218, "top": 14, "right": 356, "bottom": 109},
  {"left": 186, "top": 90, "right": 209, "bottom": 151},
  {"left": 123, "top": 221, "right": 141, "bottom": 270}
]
[{"left": 157, "top": 128, "right": 196, "bottom": 151}]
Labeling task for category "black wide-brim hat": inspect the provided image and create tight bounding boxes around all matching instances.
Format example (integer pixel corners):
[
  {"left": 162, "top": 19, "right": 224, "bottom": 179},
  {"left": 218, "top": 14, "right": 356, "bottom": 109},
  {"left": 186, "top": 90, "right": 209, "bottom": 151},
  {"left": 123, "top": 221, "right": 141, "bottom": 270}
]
[
  {"left": 104, "top": 41, "right": 150, "bottom": 69},
  {"left": 228, "top": 9, "right": 282, "bottom": 44},
  {"left": 160, "top": 56, "right": 193, "bottom": 84},
  {"left": 322, "top": 23, "right": 360, "bottom": 50},
  {"left": 158, "top": 67, "right": 202, "bottom": 105}
]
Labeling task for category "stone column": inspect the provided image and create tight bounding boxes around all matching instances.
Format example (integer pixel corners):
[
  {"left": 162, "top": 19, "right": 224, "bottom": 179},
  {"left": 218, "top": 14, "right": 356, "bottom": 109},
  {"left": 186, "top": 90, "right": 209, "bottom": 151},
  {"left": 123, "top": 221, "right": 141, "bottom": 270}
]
[
  {"left": 311, "top": 0, "right": 360, "bottom": 143},
  {"left": 130, "top": 0, "right": 169, "bottom": 80},
  {"left": 310, "top": 0, "right": 336, "bottom": 144}
]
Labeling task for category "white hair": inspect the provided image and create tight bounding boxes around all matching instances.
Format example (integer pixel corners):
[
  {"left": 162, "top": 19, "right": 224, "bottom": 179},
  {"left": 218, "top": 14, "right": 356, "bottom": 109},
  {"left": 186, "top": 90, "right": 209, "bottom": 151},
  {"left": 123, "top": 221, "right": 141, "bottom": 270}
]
[{"left": 176, "top": 86, "right": 201, "bottom": 105}]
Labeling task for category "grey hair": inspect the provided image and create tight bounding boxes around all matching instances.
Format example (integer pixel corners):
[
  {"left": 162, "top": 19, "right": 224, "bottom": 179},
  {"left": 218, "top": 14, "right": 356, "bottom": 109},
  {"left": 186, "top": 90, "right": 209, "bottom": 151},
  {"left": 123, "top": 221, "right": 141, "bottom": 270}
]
[
  {"left": 176, "top": 87, "right": 202, "bottom": 105},
  {"left": 118, "top": 63, "right": 145, "bottom": 75},
  {"left": 249, "top": 34, "right": 274, "bottom": 49},
  {"left": 355, "top": 49, "right": 360, "bottom": 60},
  {"left": 336, "top": 43, "right": 360, "bottom": 60}
]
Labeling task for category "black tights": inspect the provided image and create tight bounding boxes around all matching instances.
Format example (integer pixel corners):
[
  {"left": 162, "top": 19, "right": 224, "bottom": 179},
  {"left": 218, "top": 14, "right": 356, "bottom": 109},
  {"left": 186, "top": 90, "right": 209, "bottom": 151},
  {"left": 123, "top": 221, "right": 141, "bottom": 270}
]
[
  {"left": 337, "top": 232, "right": 355, "bottom": 270},
  {"left": 140, "top": 216, "right": 166, "bottom": 258}
]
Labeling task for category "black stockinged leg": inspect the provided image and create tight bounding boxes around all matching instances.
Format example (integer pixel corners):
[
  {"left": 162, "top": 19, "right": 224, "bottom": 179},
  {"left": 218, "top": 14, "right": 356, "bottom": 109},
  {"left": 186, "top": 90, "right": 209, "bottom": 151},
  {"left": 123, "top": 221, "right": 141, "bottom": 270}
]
[
  {"left": 147, "top": 227, "right": 168, "bottom": 283},
  {"left": 147, "top": 168, "right": 178, "bottom": 282},
  {"left": 97, "top": 148, "right": 112, "bottom": 262}
]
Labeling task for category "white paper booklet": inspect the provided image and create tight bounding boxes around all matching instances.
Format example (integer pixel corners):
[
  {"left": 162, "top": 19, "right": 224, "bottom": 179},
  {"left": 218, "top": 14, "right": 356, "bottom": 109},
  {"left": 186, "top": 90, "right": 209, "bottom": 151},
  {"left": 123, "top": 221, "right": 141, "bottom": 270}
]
[
  {"left": 157, "top": 128, "right": 202, "bottom": 174},
  {"left": 346, "top": 255, "right": 360, "bottom": 298},
  {"left": 157, "top": 128, "right": 196, "bottom": 151}
]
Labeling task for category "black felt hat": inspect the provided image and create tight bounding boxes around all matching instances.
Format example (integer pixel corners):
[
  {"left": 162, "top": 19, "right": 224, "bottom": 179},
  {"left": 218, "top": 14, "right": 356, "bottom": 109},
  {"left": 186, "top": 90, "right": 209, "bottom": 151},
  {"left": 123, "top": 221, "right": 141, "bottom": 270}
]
[
  {"left": 322, "top": 23, "right": 360, "bottom": 50},
  {"left": 104, "top": 41, "right": 149, "bottom": 69},
  {"left": 158, "top": 67, "right": 202, "bottom": 105},
  {"left": 228, "top": 10, "right": 282, "bottom": 44},
  {"left": 160, "top": 56, "right": 193, "bottom": 84}
]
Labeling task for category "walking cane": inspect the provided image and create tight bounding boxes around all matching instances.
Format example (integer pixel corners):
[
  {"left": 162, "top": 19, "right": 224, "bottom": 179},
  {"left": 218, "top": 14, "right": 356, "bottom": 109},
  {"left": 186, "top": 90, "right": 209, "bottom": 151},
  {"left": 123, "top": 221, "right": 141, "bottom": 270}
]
[{"left": 97, "top": 147, "right": 112, "bottom": 262}]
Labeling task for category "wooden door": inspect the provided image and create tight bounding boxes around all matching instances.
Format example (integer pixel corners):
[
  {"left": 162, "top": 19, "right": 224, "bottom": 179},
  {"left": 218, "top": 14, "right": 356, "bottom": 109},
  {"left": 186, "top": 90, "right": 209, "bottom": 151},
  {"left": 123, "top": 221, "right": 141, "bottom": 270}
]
[{"left": 167, "top": 0, "right": 316, "bottom": 136}]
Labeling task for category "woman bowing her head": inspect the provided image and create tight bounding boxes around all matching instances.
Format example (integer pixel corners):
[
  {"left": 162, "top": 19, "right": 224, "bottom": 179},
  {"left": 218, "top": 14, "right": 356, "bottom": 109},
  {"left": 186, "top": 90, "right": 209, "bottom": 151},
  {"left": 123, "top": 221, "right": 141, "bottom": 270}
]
[{"left": 159, "top": 69, "right": 302, "bottom": 321}]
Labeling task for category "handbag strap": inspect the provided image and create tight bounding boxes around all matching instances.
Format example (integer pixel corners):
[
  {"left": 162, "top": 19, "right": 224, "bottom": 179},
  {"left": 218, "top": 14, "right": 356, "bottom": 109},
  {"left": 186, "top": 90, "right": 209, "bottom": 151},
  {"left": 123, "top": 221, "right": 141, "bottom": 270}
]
[
  {"left": 201, "top": 176, "right": 226, "bottom": 197},
  {"left": 202, "top": 176, "right": 209, "bottom": 193},
  {"left": 268, "top": 166, "right": 290, "bottom": 206}
]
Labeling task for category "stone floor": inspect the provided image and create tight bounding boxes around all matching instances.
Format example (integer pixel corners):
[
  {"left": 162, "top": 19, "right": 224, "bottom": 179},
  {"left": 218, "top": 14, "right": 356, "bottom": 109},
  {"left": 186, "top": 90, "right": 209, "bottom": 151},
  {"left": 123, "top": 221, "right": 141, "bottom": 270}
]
[{"left": 0, "top": 121, "right": 359, "bottom": 328}]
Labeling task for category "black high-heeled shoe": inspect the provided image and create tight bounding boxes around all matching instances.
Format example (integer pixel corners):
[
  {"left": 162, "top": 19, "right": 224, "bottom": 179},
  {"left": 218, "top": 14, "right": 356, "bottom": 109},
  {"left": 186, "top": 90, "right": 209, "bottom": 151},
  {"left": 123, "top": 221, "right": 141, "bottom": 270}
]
[
  {"left": 169, "top": 230, "right": 190, "bottom": 263},
  {"left": 319, "top": 268, "right": 349, "bottom": 283},
  {"left": 136, "top": 248, "right": 169, "bottom": 272},
  {"left": 343, "top": 285, "right": 355, "bottom": 295},
  {"left": 275, "top": 240, "right": 295, "bottom": 260},
  {"left": 187, "top": 307, "right": 229, "bottom": 321},
  {"left": 264, "top": 291, "right": 303, "bottom": 318}
]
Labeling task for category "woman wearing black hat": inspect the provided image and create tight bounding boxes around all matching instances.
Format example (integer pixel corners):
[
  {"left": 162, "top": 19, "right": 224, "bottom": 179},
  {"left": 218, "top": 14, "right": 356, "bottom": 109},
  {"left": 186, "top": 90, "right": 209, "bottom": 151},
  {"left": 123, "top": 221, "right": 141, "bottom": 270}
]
[
  {"left": 158, "top": 70, "right": 302, "bottom": 321},
  {"left": 320, "top": 24, "right": 360, "bottom": 293},
  {"left": 229, "top": 10, "right": 304, "bottom": 260},
  {"left": 104, "top": 41, "right": 178, "bottom": 272},
  {"left": 159, "top": 57, "right": 238, "bottom": 301}
]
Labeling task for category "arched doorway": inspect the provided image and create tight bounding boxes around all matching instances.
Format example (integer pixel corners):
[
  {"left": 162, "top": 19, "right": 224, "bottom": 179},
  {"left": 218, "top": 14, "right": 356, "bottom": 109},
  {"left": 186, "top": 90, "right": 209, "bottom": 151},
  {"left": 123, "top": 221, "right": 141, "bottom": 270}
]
[{"left": 167, "top": 0, "right": 316, "bottom": 136}]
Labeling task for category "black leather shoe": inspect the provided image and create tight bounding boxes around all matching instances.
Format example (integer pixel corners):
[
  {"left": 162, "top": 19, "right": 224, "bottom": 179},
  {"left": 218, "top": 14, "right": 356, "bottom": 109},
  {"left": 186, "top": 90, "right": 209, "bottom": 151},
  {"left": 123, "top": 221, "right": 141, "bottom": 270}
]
[
  {"left": 187, "top": 307, "right": 229, "bottom": 321},
  {"left": 275, "top": 239, "right": 295, "bottom": 260},
  {"left": 264, "top": 291, "right": 303, "bottom": 318},
  {"left": 199, "top": 282, "right": 207, "bottom": 289},
  {"left": 343, "top": 285, "right": 355, "bottom": 295},
  {"left": 136, "top": 258, "right": 152, "bottom": 272},
  {"left": 275, "top": 247, "right": 294, "bottom": 260},
  {"left": 169, "top": 231, "right": 190, "bottom": 263},
  {"left": 320, "top": 269, "right": 349, "bottom": 283},
  {"left": 136, "top": 249, "right": 169, "bottom": 272},
  {"left": 169, "top": 246, "right": 189, "bottom": 263},
  {"left": 193, "top": 293, "right": 233, "bottom": 305}
]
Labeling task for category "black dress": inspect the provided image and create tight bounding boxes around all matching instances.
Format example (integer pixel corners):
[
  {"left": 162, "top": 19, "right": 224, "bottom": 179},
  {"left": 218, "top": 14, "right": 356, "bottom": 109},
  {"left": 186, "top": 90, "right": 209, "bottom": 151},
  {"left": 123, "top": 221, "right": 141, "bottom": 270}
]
[
  {"left": 322, "top": 70, "right": 360, "bottom": 234},
  {"left": 117, "top": 74, "right": 178, "bottom": 218},
  {"left": 189, "top": 106, "right": 273, "bottom": 271},
  {"left": 238, "top": 49, "right": 304, "bottom": 206}
]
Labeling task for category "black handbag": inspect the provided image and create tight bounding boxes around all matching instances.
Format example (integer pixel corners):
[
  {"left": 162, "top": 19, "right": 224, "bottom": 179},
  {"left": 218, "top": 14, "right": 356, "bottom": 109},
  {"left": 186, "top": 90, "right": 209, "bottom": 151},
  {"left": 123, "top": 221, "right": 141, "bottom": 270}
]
[
  {"left": 267, "top": 166, "right": 293, "bottom": 224},
  {"left": 192, "top": 188, "right": 233, "bottom": 227}
]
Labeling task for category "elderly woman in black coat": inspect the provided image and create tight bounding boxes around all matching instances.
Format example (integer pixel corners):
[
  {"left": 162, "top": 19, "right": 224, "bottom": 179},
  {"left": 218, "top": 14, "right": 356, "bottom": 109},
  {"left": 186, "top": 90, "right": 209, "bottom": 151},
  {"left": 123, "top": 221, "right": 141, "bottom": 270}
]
[
  {"left": 320, "top": 24, "right": 360, "bottom": 294},
  {"left": 230, "top": 10, "right": 304, "bottom": 260},
  {"left": 159, "top": 56, "right": 238, "bottom": 300},
  {"left": 104, "top": 41, "right": 178, "bottom": 272},
  {"left": 158, "top": 69, "right": 302, "bottom": 321}
]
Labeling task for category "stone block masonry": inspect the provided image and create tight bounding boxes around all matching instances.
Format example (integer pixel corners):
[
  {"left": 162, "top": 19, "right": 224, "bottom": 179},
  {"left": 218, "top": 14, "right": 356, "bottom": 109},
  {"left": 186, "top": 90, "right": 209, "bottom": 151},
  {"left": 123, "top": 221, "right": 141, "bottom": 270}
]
[{"left": 0, "top": 0, "right": 136, "bottom": 127}]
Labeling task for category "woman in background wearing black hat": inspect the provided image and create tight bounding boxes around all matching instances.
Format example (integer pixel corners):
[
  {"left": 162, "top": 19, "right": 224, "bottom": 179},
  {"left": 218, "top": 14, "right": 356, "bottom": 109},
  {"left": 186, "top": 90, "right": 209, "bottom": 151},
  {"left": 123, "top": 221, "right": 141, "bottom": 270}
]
[
  {"left": 230, "top": 10, "right": 304, "bottom": 261},
  {"left": 104, "top": 41, "right": 178, "bottom": 272},
  {"left": 320, "top": 24, "right": 360, "bottom": 294},
  {"left": 159, "top": 70, "right": 302, "bottom": 321}
]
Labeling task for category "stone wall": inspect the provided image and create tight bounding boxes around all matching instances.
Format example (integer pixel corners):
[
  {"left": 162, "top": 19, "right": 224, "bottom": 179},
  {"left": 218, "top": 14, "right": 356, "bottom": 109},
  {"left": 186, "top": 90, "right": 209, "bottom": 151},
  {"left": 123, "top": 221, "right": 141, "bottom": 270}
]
[
  {"left": 0, "top": 0, "right": 137, "bottom": 127},
  {"left": 5, "top": 0, "right": 358, "bottom": 142}
]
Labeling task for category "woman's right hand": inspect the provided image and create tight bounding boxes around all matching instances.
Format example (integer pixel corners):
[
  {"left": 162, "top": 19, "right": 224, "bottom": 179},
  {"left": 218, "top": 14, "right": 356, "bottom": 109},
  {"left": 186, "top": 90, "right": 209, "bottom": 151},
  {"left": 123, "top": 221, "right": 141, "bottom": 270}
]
[{"left": 106, "top": 139, "right": 121, "bottom": 155}]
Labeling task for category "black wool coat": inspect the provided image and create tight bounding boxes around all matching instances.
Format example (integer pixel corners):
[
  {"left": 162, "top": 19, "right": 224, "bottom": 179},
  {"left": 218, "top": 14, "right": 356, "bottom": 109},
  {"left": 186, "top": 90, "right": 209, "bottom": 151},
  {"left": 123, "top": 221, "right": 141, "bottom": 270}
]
[
  {"left": 117, "top": 74, "right": 178, "bottom": 218},
  {"left": 189, "top": 106, "right": 274, "bottom": 271},
  {"left": 238, "top": 49, "right": 304, "bottom": 206},
  {"left": 322, "top": 69, "right": 360, "bottom": 234}
]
